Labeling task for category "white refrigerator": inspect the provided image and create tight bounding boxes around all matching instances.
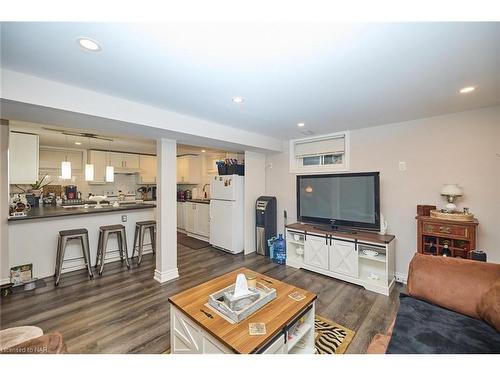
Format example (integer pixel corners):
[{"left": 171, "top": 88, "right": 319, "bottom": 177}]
[{"left": 209, "top": 175, "right": 245, "bottom": 254}]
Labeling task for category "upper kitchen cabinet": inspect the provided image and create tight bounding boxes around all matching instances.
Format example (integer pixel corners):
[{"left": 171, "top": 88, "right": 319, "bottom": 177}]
[
  {"left": 87, "top": 150, "right": 107, "bottom": 184},
  {"left": 177, "top": 155, "right": 201, "bottom": 184},
  {"left": 39, "top": 147, "right": 84, "bottom": 171},
  {"left": 9, "top": 131, "right": 39, "bottom": 184},
  {"left": 110, "top": 152, "right": 140, "bottom": 170},
  {"left": 138, "top": 154, "right": 157, "bottom": 184}
]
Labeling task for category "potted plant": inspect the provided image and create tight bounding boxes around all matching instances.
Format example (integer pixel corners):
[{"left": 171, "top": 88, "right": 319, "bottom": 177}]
[
  {"left": 29, "top": 175, "right": 52, "bottom": 197},
  {"left": 15, "top": 175, "right": 53, "bottom": 206}
]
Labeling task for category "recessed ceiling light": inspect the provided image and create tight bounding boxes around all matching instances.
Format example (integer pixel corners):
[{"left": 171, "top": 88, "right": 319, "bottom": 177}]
[
  {"left": 297, "top": 122, "right": 305, "bottom": 127},
  {"left": 459, "top": 86, "right": 475, "bottom": 94},
  {"left": 201, "top": 149, "right": 206, "bottom": 153},
  {"left": 232, "top": 97, "right": 244, "bottom": 103},
  {"left": 77, "top": 37, "right": 101, "bottom": 52},
  {"left": 74, "top": 142, "right": 82, "bottom": 145}
]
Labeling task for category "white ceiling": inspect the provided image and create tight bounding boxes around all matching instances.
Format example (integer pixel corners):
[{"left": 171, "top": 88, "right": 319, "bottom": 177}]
[{"left": 1, "top": 22, "right": 499, "bottom": 140}]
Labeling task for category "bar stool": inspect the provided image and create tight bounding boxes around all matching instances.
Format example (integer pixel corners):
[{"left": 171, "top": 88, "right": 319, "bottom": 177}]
[
  {"left": 95, "top": 224, "right": 130, "bottom": 275},
  {"left": 54, "top": 228, "right": 93, "bottom": 286},
  {"left": 132, "top": 220, "right": 156, "bottom": 265}
]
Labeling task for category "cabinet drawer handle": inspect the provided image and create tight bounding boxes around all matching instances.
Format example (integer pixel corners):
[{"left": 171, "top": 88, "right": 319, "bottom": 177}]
[{"left": 439, "top": 226, "right": 451, "bottom": 234}]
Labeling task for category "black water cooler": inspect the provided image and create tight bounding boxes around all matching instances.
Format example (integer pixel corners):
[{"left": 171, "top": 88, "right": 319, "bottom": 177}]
[{"left": 256, "top": 196, "right": 277, "bottom": 256}]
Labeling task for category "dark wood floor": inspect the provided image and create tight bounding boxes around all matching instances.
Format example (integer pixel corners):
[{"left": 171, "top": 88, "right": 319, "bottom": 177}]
[{"left": 0, "top": 241, "right": 402, "bottom": 353}]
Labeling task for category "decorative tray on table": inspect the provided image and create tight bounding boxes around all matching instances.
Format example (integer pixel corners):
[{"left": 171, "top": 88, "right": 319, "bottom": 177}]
[
  {"left": 430, "top": 209, "right": 475, "bottom": 222},
  {"left": 208, "top": 282, "right": 277, "bottom": 323}
]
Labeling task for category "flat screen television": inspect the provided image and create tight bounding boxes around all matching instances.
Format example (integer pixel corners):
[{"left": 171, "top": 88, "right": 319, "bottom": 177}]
[{"left": 297, "top": 172, "right": 380, "bottom": 231}]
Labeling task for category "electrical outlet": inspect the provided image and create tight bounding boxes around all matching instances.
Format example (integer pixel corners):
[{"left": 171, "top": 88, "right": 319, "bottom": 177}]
[
  {"left": 121, "top": 215, "right": 127, "bottom": 222},
  {"left": 398, "top": 161, "right": 407, "bottom": 171}
]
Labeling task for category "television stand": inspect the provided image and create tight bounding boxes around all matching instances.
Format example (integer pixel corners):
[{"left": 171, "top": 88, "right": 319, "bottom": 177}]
[{"left": 286, "top": 222, "right": 396, "bottom": 296}]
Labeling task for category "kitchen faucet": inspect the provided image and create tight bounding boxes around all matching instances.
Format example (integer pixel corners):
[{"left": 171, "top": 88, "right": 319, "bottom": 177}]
[{"left": 202, "top": 184, "right": 210, "bottom": 199}]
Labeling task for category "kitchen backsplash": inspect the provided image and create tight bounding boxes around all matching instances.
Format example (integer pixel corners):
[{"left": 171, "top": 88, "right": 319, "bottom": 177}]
[{"left": 10, "top": 171, "right": 149, "bottom": 199}]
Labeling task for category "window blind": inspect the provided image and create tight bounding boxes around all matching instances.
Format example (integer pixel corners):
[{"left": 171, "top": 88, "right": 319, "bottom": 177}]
[{"left": 294, "top": 136, "right": 345, "bottom": 158}]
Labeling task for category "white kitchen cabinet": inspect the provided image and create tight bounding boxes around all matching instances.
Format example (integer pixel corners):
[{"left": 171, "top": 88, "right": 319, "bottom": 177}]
[
  {"left": 195, "top": 203, "right": 210, "bottom": 238},
  {"left": 39, "top": 147, "right": 84, "bottom": 171},
  {"left": 329, "top": 239, "right": 358, "bottom": 278},
  {"left": 87, "top": 150, "right": 107, "bottom": 184},
  {"left": 185, "top": 202, "right": 196, "bottom": 233},
  {"left": 304, "top": 235, "right": 329, "bottom": 270},
  {"left": 177, "top": 155, "right": 201, "bottom": 184},
  {"left": 9, "top": 132, "right": 39, "bottom": 184},
  {"left": 177, "top": 202, "right": 186, "bottom": 230},
  {"left": 185, "top": 202, "right": 209, "bottom": 239},
  {"left": 138, "top": 154, "right": 157, "bottom": 184},
  {"left": 110, "top": 152, "right": 140, "bottom": 169}
]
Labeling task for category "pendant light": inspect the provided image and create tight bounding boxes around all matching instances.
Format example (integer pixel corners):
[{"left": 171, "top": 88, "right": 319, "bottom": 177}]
[
  {"left": 106, "top": 140, "right": 114, "bottom": 182},
  {"left": 61, "top": 135, "right": 72, "bottom": 180},
  {"left": 84, "top": 137, "right": 94, "bottom": 181}
]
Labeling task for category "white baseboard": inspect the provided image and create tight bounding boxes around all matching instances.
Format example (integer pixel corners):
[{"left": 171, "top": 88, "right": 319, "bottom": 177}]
[
  {"left": 1, "top": 278, "right": 11, "bottom": 286},
  {"left": 154, "top": 268, "right": 179, "bottom": 284},
  {"left": 395, "top": 272, "right": 408, "bottom": 284}
]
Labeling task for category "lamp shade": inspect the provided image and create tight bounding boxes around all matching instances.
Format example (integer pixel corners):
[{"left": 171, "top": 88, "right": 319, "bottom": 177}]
[
  {"left": 440, "top": 184, "right": 462, "bottom": 196},
  {"left": 61, "top": 161, "right": 72, "bottom": 180},
  {"left": 85, "top": 164, "right": 94, "bottom": 181},
  {"left": 106, "top": 165, "right": 114, "bottom": 182}
]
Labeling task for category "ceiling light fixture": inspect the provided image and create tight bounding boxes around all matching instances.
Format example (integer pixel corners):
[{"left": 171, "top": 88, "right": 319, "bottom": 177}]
[
  {"left": 77, "top": 37, "right": 101, "bottom": 52},
  {"left": 297, "top": 123, "right": 305, "bottom": 127},
  {"left": 459, "top": 86, "right": 475, "bottom": 94},
  {"left": 201, "top": 149, "right": 206, "bottom": 153},
  {"left": 232, "top": 97, "right": 244, "bottom": 104},
  {"left": 61, "top": 135, "right": 72, "bottom": 180},
  {"left": 75, "top": 142, "right": 82, "bottom": 145},
  {"left": 85, "top": 137, "right": 94, "bottom": 182},
  {"left": 106, "top": 140, "right": 114, "bottom": 182}
]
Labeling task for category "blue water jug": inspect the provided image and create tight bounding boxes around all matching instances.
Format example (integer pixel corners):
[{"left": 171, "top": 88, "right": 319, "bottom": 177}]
[{"left": 273, "top": 234, "right": 286, "bottom": 265}]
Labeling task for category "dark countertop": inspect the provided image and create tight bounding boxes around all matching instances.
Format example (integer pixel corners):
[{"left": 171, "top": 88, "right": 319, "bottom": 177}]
[
  {"left": 178, "top": 199, "right": 210, "bottom": 205},
  {"left": 8, "top": 203, "right": 156, "bottom": 222}
]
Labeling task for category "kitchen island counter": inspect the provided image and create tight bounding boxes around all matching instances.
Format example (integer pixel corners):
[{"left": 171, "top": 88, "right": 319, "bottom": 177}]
[
  {"left": 8, "top": 203, "right": 156, "bottom": 222},
  {"left": 8, "top": 203, "right": 156, "bottom": 279}
]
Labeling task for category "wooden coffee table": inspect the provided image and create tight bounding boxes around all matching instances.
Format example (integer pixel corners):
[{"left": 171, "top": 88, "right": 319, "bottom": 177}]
[{"left": 169, "top": 267, "right": 317, "bottom": 354}]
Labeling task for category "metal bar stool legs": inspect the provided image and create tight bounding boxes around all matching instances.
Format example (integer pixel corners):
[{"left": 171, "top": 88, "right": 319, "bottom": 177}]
[
  {"left": 95, "top": 225, "right": 130, "bottom": 275},
  {"left": 132, "top": 220, "right": 156, "bottom": 266},
  {"left": 55, "top": 229, "right": 93, "bottom": 286}
]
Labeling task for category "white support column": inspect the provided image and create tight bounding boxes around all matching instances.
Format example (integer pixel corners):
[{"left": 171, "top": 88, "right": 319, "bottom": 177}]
[
  {"left": 0, "top": 120, "right": 10, "bottom": 285},
  {"left": 243, "top": 151, "right": 267, "bottom": 255},
  {"left": 154, "top": 138, "right": 179, "bottom": 283}
]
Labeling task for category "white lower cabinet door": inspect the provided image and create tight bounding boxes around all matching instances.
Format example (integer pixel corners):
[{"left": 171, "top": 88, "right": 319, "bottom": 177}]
[
  {"left": 194, "top": 203, "right": 210, "bottom": 237},
  {"left": 177, "top": 202, "right": 185, "bottom": 230},
  {"left": 171, "top": 307, "right": 202, "bottom": 354},
  {"left": 261, "top": 333, "right": 286, "bottom": 354},
  {"left": 329, "top": 240, "right": 358, "bottom": 278},
  {"left": 201, "top": 334, "right": 232, "bottom": 354},
  {"left": 304, "top": 235, "right": 329, "bottom": 270},
  {"left": 185, "top": 202, "right": 195, "bottom": 233}
]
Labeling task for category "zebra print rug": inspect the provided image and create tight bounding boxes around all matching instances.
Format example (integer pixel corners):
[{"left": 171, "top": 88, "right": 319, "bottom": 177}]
[{"left": 315, "top": 315, "right": 355, "bottom": 354}]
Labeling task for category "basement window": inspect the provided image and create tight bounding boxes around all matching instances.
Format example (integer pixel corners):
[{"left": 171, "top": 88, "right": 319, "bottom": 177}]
[{"left": 290, "top": 131, "right": 349, "bottom": 173}]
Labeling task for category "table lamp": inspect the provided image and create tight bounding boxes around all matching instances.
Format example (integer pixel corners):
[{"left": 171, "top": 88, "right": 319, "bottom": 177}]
[{"left": 440, "top": 184, "right": 463, "bottom": 212}]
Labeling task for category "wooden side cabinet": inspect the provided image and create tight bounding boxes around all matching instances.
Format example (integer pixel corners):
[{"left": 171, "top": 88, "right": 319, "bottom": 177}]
[{"left": 416, "top": 215, "right": 479, "bottom": 258}]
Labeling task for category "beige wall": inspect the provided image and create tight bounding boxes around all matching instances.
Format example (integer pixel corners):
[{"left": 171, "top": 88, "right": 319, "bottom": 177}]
[
  {"left": 266, "top": 106, "right": 500, "bottom": 277},
  {"left": 244, "top": 151, "right": 267, "bottom": 254},
  {"left": 0, "top": 122, "right": 10, "bottom": 283}
]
